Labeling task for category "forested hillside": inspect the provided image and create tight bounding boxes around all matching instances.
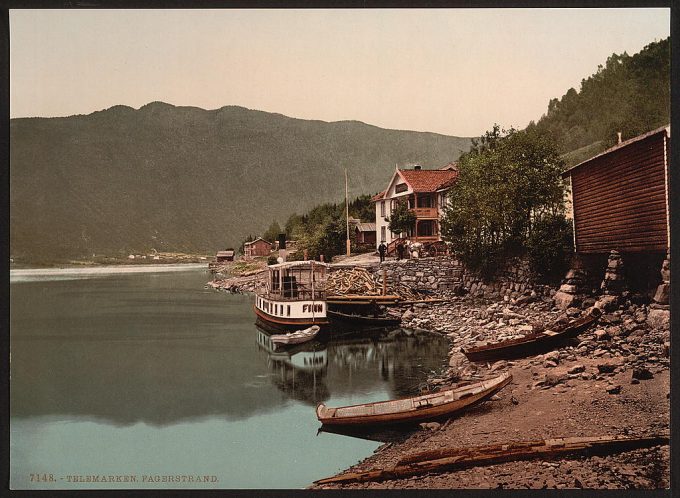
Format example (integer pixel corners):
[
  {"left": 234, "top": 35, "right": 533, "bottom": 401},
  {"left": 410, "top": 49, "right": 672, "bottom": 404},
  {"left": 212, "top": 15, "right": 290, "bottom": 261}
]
[{"left": 528, "top": 37, "right": 670, "bottom": 166}]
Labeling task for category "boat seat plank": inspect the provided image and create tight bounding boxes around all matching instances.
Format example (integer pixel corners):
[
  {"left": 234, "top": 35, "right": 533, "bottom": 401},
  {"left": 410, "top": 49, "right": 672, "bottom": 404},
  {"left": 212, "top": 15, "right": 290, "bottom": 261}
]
[{"left": 373, "top": 399, "right": 413, "bottom": 415}]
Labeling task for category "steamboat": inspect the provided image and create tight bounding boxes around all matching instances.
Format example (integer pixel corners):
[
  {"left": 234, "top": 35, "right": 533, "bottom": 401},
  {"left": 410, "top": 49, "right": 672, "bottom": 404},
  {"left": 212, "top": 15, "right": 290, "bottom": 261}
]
[{"left": 254, "top": 260, "right": 330, "bottom": 330}]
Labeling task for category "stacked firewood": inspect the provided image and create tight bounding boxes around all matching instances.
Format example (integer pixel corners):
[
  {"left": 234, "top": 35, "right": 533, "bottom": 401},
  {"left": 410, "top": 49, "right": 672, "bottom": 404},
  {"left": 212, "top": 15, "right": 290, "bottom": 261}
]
[
  {"left": 326, "top": 268, "right": 382, "bottom": 296},
  {"left": 326, "top": 267, "right": 427, "bottom": 300}
]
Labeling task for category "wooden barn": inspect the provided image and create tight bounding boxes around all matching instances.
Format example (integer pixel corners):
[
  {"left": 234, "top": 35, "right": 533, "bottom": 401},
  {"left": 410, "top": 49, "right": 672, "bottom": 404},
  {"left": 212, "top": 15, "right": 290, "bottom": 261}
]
[
  {"left": 216, "top": 249, "right": 235, "bottom": 262},
  {"left": 354, "top": 223, "right": 376, "bottom": 245},
  {"left": 244, "top": 238, "right": 273, "bottom": 258},
  {"left": 562, "top": 125, "right": 670, "bottom": 254},
  {"left": 561, "top": 125, "right": 670, "bottom": 295}
]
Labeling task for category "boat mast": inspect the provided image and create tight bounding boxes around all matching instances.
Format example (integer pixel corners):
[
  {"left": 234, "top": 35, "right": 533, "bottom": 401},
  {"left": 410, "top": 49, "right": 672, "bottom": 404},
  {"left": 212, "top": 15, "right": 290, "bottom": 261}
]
[
  {"left": 311, "top": 261, "right": 316, "bottom": 322},
  {"left": 345, "top": 168, "right": 350, "bottom": 256}
]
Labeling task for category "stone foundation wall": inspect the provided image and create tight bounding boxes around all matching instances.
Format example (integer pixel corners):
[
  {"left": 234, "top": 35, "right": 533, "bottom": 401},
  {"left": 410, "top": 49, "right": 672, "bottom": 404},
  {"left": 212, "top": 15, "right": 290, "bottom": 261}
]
[{"left": 375, "top": 256, "right": 552, "bottom": 301}]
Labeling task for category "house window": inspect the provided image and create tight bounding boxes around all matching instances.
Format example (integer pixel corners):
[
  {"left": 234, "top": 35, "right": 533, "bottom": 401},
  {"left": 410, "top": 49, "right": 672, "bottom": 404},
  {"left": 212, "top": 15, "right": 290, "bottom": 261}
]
[
  {"left": 380, "top": 201, "right": 385, "bottom": 217},
  {"left": 380, "top": 226, "right": 386, "bottom": 242},
  {"left": 395, "top": 183, "right": 408, "bottom": 194},
  {"left": 417, "top": 220, "right": 436, "bottom": 237},
  {"left": 287, "top": 305, "right": 291, "bottom": 316},
  {"left": 417, "top": 195, "right": 433, "bottom": 208}
]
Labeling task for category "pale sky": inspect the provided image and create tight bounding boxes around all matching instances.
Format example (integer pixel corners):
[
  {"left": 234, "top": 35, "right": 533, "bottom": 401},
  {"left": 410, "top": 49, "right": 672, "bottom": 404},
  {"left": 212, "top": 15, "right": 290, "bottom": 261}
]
[{"left": 10, "top": 8, "right": 670, "bottom": 137}]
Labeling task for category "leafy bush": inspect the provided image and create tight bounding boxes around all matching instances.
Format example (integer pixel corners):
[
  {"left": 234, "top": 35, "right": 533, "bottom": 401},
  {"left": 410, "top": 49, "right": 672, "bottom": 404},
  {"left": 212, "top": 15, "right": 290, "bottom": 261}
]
[
  {"left": 387, "top": 202, "right": 416, "bottom": 236},
  {"left": 441, "top": 125, "right": 567, "bottom": 279},
  {"left": 526, "top": 215, "right": 574, "bottom": 283}
]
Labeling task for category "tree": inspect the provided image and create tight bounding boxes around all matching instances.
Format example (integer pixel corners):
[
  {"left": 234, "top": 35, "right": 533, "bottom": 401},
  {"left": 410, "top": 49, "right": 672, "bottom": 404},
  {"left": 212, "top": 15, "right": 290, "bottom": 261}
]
[
  {"left": 294, "top": 212, "right": 353, "bottom": 260},
  {"left": 526, "top": 215, "right": 573, "bottom": 283},
  {"left": 262, "top": 220, "right": 282, "bottom": 244},
  {"left": 238, "top": 234, "right": 254, "bottom": 255},
  {"left": 348, "top": 194, "right": 375, "bottom": 222},
  {"left": 284, "top": 213, "right": 304, "bottom": 238},
  {"left": 441, "top": 126, "right": 568, "bottom": 278},
  {"left": 533, "top": 37, "right": 669, "bottom": 159},
  {"left": 387, "top": 201, "right": 416, "bottom": 236}
]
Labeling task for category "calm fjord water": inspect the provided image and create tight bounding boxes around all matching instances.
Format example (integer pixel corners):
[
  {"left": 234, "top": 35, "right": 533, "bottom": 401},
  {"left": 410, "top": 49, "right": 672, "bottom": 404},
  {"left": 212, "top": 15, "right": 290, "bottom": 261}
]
[{"left": 10, "top": 267, "right": 449, "bottom": 489}]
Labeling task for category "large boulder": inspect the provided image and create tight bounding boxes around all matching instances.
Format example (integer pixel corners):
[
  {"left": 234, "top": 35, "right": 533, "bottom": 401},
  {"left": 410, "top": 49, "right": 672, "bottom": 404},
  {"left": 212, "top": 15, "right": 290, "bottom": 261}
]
[
  {"left": 647, "top": 308, "right": 670, "bottom": 329},
  {"left": 653, "top": 283, "right": 669, "bottom": 305},
  {"left": 553, "top": 291, "right": 580, "bottom": 310},
  {"left": 595, "top": 294, "right": 619, "bottom": 312}
]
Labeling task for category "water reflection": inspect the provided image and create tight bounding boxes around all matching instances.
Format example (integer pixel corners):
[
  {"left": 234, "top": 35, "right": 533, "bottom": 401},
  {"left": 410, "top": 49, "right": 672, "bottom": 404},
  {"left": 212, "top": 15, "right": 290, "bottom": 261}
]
[
  {"left": 256, "top": 326, "right": 450, "bottom": 407},
  {"left": 11, "top": 272, "right": 449, "bottom": 428},
  {"left": 317, "top": 424, "right": 412, "bottom": 444},
  {"left": 10, "top": 270, "right": 452, "bottom": 489},
  {"left": 256, "top": 328, "right": 330, "bottom": 405}
]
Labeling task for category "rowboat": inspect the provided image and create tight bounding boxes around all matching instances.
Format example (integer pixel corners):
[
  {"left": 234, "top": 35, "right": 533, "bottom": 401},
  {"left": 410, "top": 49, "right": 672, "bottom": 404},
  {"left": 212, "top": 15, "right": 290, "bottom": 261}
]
[
  {"left": 463, "top": 308, "right": 601, "bottom": 362},
  {"left": 316, "top": 372, "right": 512, "bottom": 427},
  {"left": 270, "top": 325, "right": 320, "bottom": 346},
  {"left": 327, "top": 309, "right": 401, "bottom": 327}
]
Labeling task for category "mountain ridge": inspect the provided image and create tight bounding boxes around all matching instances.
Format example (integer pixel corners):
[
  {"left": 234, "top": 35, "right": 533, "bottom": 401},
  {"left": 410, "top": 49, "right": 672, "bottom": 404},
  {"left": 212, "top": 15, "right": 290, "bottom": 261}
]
[{"left": 10, "top": 103, "right": 473, "bottom": 263}]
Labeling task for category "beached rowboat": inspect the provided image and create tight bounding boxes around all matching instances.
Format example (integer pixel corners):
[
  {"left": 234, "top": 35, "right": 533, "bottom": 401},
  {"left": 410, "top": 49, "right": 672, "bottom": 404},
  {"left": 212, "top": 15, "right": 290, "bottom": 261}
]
[
  {"left": 270, "top": 325, "right": 320, "bottom": 346},
  {"left": 316, "top": 372, "right": 512, "bottom": 426},
  {"left": 462, "top": 308, "right": 601, "bottom": 362}
]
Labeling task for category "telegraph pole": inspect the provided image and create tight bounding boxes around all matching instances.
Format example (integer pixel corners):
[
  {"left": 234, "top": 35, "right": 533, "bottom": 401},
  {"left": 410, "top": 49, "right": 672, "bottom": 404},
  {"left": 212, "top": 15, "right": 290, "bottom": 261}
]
[{"left": 345, "top": 168, "right": 351, "bottom": 256}]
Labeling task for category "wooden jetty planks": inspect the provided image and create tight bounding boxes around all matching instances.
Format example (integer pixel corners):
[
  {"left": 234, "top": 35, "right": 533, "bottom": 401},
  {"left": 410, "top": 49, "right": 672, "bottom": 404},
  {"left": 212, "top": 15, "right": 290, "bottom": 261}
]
[{"left": 313, "top": 434, "right": 669, "bottom": 485}]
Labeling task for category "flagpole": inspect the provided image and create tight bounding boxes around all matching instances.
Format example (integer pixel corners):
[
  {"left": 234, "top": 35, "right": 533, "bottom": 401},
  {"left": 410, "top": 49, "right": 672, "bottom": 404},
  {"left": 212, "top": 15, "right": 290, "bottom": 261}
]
[{"left": 345, "top": 168, "right": 351, "bottom": 256}]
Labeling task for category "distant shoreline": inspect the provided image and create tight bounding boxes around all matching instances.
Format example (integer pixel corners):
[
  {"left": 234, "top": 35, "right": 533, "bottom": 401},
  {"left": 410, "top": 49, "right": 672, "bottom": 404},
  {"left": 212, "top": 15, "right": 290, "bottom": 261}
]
[
  {"left": 10, "top": 263, "right": 208, "bottom": 280},
  {"left": 9, "top": 254, "right": 212, "bottom": 270}
]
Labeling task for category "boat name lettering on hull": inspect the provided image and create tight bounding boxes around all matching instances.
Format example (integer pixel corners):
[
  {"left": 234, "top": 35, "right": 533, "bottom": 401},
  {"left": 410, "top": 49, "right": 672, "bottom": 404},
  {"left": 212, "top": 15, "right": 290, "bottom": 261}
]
[{"left": 302, "top": 304, "right": 323, "bottom": 313}]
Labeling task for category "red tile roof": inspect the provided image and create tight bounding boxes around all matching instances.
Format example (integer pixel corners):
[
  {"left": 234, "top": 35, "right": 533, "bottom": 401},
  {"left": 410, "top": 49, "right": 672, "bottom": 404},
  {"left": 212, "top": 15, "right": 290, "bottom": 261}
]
[
  {"left": 398, "top": 168, "right": 458, "bottom": 193},
  {"left": 371, "top": 191, "right": 386, "bottom": 202}
]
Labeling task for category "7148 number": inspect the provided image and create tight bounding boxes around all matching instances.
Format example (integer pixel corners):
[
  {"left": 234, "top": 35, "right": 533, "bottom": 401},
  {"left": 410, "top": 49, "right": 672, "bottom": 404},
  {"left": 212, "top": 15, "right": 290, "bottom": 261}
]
[{"left": 30, "top": 473, "right": 56, "bottom": 482}]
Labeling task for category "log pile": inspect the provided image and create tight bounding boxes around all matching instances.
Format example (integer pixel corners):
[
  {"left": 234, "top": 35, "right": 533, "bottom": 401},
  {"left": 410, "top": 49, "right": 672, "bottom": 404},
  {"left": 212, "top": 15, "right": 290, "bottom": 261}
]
[
  {"left": 314, "top": 434, "right": 670, "bottom": 485},
  {"left": 326, "top": 268, "right": 382, "bottom": 296},
  {"left": 326, "top": 268, "right": 429, "bottom": 301}
]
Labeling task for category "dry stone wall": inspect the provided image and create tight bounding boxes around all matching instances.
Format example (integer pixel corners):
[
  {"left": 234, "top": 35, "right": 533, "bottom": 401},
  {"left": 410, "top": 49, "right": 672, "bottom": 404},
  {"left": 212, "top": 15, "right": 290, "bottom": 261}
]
[{"left": 375, "top": 256, "right": 552, "bottom": 301}]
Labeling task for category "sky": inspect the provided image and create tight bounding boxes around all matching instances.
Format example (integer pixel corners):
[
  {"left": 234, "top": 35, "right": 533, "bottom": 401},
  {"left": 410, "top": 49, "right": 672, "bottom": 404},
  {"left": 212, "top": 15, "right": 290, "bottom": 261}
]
[{"left": 10, "top": 8, "right": 670, "bottom": 137}]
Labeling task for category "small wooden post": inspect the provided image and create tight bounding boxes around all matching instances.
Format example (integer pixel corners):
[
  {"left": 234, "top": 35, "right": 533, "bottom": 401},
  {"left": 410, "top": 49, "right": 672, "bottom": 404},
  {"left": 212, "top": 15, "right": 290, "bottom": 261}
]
[{"left": 382, "top": 269, "right": 387, "bottom": 296}]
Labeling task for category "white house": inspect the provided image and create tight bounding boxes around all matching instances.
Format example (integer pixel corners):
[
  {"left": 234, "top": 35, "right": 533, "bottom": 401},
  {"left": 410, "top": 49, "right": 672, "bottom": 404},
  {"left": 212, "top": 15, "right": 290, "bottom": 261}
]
[{"left": 372, "top": 163, "right": 458, "bottom": 250}]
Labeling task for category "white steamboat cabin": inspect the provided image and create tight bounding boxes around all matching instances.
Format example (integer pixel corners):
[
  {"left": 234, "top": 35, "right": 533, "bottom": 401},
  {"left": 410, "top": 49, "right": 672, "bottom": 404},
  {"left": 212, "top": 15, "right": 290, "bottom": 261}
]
[{"left": 254, "top": 261, "right": 329, "bottom": 329}]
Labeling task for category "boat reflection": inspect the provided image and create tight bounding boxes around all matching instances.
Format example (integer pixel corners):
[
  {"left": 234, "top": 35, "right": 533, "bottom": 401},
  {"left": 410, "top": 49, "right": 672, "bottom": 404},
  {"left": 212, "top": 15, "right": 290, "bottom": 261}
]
[
  {"left": 255, "top": 326, "right": 450, "bottom": 407},
  {"left": 317, "top": 424, "right": 414, "bottom": 444},
  {"left": 256, "top": 327, "right": 329, "bottom": 405}
]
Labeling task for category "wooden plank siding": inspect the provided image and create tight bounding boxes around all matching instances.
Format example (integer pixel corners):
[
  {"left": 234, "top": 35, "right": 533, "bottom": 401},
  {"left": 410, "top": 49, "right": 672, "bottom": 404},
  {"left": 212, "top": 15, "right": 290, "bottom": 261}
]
[{"left": 568, "top": 131, "right": 669, "bottom": 254}]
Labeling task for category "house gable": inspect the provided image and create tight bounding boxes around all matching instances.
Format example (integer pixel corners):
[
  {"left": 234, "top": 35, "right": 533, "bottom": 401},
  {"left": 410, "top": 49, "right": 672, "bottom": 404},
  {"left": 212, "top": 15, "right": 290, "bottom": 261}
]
[{"left": 383, "top": 169, "right": 413, "bottom": 200}]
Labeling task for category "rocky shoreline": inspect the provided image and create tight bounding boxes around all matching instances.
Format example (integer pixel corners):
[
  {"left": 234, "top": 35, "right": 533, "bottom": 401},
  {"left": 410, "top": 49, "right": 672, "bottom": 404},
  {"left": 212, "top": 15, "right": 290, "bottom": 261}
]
[
  {"left": 311, "top": 294, "right": 670, "bottom": 489},
  {"left": 207, "top": 262, "right": 670, "bottom": 489}
]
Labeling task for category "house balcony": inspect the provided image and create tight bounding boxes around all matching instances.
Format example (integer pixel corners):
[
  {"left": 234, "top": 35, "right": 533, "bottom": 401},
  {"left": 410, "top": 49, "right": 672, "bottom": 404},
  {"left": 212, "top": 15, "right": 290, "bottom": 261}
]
[{"left": 411, "top": 207, "right": 438, "bottom": 219}]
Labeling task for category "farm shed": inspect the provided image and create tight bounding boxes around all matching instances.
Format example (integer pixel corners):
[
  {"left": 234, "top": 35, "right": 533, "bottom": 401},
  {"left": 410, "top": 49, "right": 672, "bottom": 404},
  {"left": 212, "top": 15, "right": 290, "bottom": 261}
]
[
  {"left": 560, "top": 126, "right": 670, "bottom": 298},
  {"left": 216, "top": 250, "right": 234, "bottom": 262},
  {"left": 244, "top": 238, "right": 273, "bottom": 258},
  {"left": 354, "top": 223, "right": 377, "bottom": 245},
  {"left": 562, "top": 125, "right": 670, "bottom": 255}
]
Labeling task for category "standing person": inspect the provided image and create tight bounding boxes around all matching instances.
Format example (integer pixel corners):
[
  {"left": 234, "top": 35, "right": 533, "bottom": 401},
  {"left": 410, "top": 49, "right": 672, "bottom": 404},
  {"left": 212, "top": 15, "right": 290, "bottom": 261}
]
[
  {"left": 378, "top": 241, "right": 387, "bottom": 263},
  {"left": 396, "top": 242, "right": 405, "bottom": 261}
]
